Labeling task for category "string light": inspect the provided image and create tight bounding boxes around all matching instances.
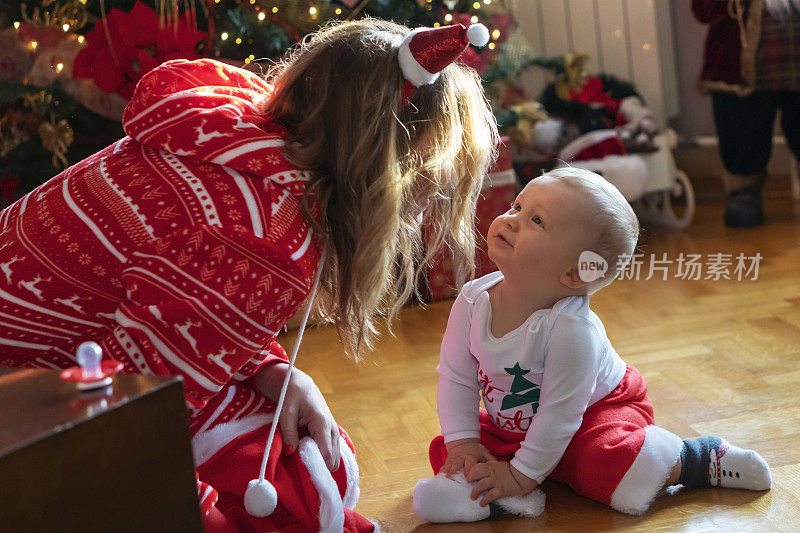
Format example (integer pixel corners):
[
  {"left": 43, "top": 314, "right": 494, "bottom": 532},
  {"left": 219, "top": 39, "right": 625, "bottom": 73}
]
[
  {"left": 444, "top": 13, "right": 453, "bottom": 22},
  {"left": 470, "top": 15, "right": 478, "bottom": 23},
  {"left": 236, "top": 37, "right": 242, "bottom": 44},
  {"left": 221, "top": 32, "right": 229, "bottom": 40},
  {"left": 62, "top": 24, "right": 70, "bottom": 31},
  {"left": 433, "top": 22, "right": 440, "bottom": 27},
  {"left": 13, "top": 21, "right": 20, "bottom": 29},
  {"left": 492, "top": 29, "right": 500, "bottom": 40},
  {"left": 488, "top": 42, "right": 495, "bottom": 50},
  {"left": 56, "top": 63, "right": 64, "bottom": 72},
  {"left": 31, "top": 41, "right": 38, "bottom": 50},
  {"left": 309, "top": 6, "right": 317, "bottom": 15},
  {"left": 258, "top": 11, "right": 266, "bottom": 21},
  {"left": 245, "top": 58, "right": 251, "bottom": 64},
  {"left": 249, "top": 0, "right": 255, "bottom": 4},
  {"left": 77, "top": 35, "right": 85, "bottom": 44},
  {"left": 473, "top": 1, "right": 480, "bottom": 8},
  {"left": 249, "top": 54, "right": 255, "bottom": 60},
  {"left": 484, "top": 0, "right": 491, "bottom": 4},
  {"left": 272, "top": 6, "right": 278, "bottom": 13},
  {"left": 335, "top": 8, "right": 342, "bottom": 14}
]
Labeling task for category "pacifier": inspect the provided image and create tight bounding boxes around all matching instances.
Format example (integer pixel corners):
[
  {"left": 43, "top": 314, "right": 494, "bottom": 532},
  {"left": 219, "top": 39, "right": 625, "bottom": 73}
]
[{"left": 60, "top": 341, "right": 124, "bottom": 391}]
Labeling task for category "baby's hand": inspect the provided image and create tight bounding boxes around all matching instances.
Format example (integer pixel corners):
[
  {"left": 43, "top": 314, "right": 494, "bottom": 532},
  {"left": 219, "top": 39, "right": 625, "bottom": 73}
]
[
  {"left": 466, "top": 461, "right": 539, "bottom": 506},
  {"left": 441, "top": 438, "right": 495, "bottom": 478}
]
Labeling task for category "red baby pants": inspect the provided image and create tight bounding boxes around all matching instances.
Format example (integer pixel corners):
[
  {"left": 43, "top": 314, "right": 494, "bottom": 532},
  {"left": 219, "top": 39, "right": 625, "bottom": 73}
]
[{"left": 429, "top": 365, "right": 684, "bottom": 515}]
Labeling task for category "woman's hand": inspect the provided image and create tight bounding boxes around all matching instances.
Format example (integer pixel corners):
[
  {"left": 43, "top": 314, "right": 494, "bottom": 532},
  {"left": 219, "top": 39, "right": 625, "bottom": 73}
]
[
  {"left": 441, "top": 438, "right": 496, "bottom": 478},
  {"left": 255, "top": 362, "right": 341, "bottom": 471},
  {"left": 466, "top": 461, "right": 539, "bottom": 506}
]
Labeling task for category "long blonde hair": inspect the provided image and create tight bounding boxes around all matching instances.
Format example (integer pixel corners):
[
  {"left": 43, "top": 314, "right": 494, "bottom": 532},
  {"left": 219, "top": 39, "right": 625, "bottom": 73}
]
[{"left": 262, "top": 18, "right": 499, "bottom": 358}]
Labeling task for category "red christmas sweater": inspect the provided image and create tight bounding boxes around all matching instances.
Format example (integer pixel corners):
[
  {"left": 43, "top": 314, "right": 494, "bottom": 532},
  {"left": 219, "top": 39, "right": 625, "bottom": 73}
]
[{"left": 0, "top": 58, "right": 322, "bottom": 466}]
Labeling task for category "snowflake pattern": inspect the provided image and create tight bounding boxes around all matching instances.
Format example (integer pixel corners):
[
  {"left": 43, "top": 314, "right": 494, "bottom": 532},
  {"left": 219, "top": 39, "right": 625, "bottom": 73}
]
[
  {"left": 93, "top": 265, "right": 106, "bottom": 277},
  {"left": 213, "top": 182, "right": 230, "bottom": 191},
  {"left": 49, "top": 224, "right": 62, "bottom": 235},
  {"left": 222, "top": 194, "right": 237, "bottom": 206},
  {"left": 265, "top": 153, "right": 281, "bottom": 165},
  {"left": 246, "top": 159, "right": 264, "bottom": 173},
  {"left": 78, "top": 253, "right": 91, "bottom": 265},
  {"left": 57, "top": 233, "right": 70, "bottom": 244},
  {"left": 67, "top": 242, "right": 79, "bottom": 253},
  {"left": 227, "top": 209, "right": 242, "bottom": 221}
]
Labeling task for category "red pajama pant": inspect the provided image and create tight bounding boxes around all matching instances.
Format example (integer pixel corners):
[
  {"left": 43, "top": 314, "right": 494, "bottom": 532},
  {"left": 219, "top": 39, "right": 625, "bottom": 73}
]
[{"left": 429, "top": 365, "right": 684, "bottom": 515}]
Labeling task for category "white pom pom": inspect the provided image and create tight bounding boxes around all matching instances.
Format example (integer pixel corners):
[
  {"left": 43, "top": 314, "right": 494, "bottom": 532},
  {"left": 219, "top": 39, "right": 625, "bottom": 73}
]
[
  {"left": 467, "top": 23, "right": 490, "bottom": 47},
  {"left": 244, "top": 479, "right": 278, "bottom": 517}
]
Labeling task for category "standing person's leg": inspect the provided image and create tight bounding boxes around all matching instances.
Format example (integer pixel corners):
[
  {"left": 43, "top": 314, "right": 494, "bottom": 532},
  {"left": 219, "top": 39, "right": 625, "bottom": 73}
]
[
  {"left": 779, "top": 91, "right": 800, "bottom": 162},
  {"left": 710, "top": 91, "right": 779, "bottom": 227}
]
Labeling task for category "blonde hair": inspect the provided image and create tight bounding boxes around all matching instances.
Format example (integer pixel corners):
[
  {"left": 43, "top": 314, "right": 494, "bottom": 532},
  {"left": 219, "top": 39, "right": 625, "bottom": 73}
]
[
  {"left": 545, "top": 167, "right": 640, "bottom": 294},
  {"left": 262, "top": 18, "right": 500, "bottom": 358}
]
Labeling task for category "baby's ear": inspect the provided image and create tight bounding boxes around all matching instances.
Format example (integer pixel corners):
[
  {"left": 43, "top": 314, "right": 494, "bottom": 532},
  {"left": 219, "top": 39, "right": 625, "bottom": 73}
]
[{"left": 560, "top": 266, "right": 591, "bottom": 290}]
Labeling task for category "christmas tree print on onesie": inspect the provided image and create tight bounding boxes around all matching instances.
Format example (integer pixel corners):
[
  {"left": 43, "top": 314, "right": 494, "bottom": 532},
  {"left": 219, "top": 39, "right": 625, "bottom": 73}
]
[{"left": 500, "top": 363, "right": 540, "bottom": 412}]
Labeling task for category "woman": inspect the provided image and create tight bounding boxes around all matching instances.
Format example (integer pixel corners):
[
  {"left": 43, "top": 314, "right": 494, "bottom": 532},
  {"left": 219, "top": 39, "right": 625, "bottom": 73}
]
[{"left": 0, "top": 18, "right": 499, "bottom": 532}]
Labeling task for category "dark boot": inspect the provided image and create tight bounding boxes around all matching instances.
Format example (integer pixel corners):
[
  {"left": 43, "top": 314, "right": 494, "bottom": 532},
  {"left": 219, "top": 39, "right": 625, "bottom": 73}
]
[
  {"left": 723, "top": 172, "right": 766, "bottom": 228},
  {"left": 724, "top": 184, "right": 764, "bottom": 227}
]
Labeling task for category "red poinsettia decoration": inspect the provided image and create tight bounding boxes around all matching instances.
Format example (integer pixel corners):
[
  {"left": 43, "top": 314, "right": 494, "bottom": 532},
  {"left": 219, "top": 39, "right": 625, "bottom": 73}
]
[
  {"left": 568, "top": 76, "right": 621, "bottom": 116},
  {"left": 73, "top": 2, "right": 206, "bottom": 99}
]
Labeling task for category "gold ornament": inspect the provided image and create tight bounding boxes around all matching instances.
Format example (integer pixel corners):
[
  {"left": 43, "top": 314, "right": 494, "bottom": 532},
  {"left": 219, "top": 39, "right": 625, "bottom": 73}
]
[
  {"left": 555, "top": 51, "right": 589, "bottom": 100},
  {"left": 506, "top": 101, "right": 549, "bottom": 146},
  {"left": 22, "top": 90, "right": 54, "bottom": 113},
  {"left": 21, "top": 0, "right": 88, "bottom": 30},
  {"left": 38, "top": 114, "right": 74, "bottom": 169}
]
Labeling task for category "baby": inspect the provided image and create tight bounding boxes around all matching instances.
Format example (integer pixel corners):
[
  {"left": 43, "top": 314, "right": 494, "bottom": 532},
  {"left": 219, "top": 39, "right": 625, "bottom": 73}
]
[{"left": 413, "top": 168, "right": 771, "bottom": 522}]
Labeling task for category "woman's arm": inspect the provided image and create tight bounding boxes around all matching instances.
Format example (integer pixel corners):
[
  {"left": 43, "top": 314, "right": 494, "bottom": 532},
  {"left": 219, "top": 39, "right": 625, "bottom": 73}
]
[
  {"left": 253, "top": 361, "right": 341, "bottom": 471},
  {"left": 98, "top": 224, "right": 311, "bottom": 410}
]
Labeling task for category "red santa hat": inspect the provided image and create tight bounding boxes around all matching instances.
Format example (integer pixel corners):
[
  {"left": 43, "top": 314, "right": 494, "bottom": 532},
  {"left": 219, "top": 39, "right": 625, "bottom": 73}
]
[
  {"left": 557, "top": 129, "right": 648, "bottom": 201},
  {"left": 398, "top": 22, "right": 490, "bottom": 106}
]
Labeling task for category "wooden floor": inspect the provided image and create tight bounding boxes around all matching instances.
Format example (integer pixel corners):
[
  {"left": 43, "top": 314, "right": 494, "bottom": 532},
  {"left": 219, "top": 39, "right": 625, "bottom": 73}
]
[{"left": 277, "top": 196, "right": 800, "bottom": 532}]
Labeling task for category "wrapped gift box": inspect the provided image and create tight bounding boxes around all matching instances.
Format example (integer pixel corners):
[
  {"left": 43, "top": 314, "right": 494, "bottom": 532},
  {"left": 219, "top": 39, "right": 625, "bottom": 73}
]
[{"left": 424, "top": 137, "right": 518, "bottom": 301}]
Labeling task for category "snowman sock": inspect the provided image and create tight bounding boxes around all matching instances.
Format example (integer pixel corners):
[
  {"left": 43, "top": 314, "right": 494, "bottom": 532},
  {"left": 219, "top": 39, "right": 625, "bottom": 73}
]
[
  {"left": 678, "top": 436, "right": 722, "bottom": 487},
  {"left": 678, "top": 436, "right": 771, "bottom": 490}
]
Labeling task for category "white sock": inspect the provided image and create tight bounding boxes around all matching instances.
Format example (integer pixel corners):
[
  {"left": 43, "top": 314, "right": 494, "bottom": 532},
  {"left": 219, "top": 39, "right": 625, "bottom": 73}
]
[
  {"left": 708, "top": 439, "right": 772, "bottom": 490},
  {"left": 413, "top": 472, "right": 490, "bottom": 523},
  {"left": 412, "top": 471, "right": 546, "bottom": 523}
]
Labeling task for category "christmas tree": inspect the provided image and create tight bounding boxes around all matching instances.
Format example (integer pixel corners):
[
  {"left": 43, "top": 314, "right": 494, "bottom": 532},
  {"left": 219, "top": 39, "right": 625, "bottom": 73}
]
[{"left": 500, "top": 362, "right": 540, "bottom": 412}]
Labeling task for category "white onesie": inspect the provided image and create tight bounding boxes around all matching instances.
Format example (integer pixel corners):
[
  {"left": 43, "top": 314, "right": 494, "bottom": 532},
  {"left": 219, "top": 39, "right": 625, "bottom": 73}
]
[{"left": 436, "top": 270, "right": 627, "bottom": 482}]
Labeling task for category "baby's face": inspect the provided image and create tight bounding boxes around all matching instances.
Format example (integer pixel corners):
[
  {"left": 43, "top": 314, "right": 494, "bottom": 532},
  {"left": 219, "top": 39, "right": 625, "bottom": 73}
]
[{"left": 487, "top": 176, "right": 593, "bottom": 287}]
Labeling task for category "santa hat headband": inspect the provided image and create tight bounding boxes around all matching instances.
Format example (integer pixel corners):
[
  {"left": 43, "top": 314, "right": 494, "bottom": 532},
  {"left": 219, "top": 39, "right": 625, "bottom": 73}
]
[{"left": 398, "top": 22, "right": 490, "bottom": 106}]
